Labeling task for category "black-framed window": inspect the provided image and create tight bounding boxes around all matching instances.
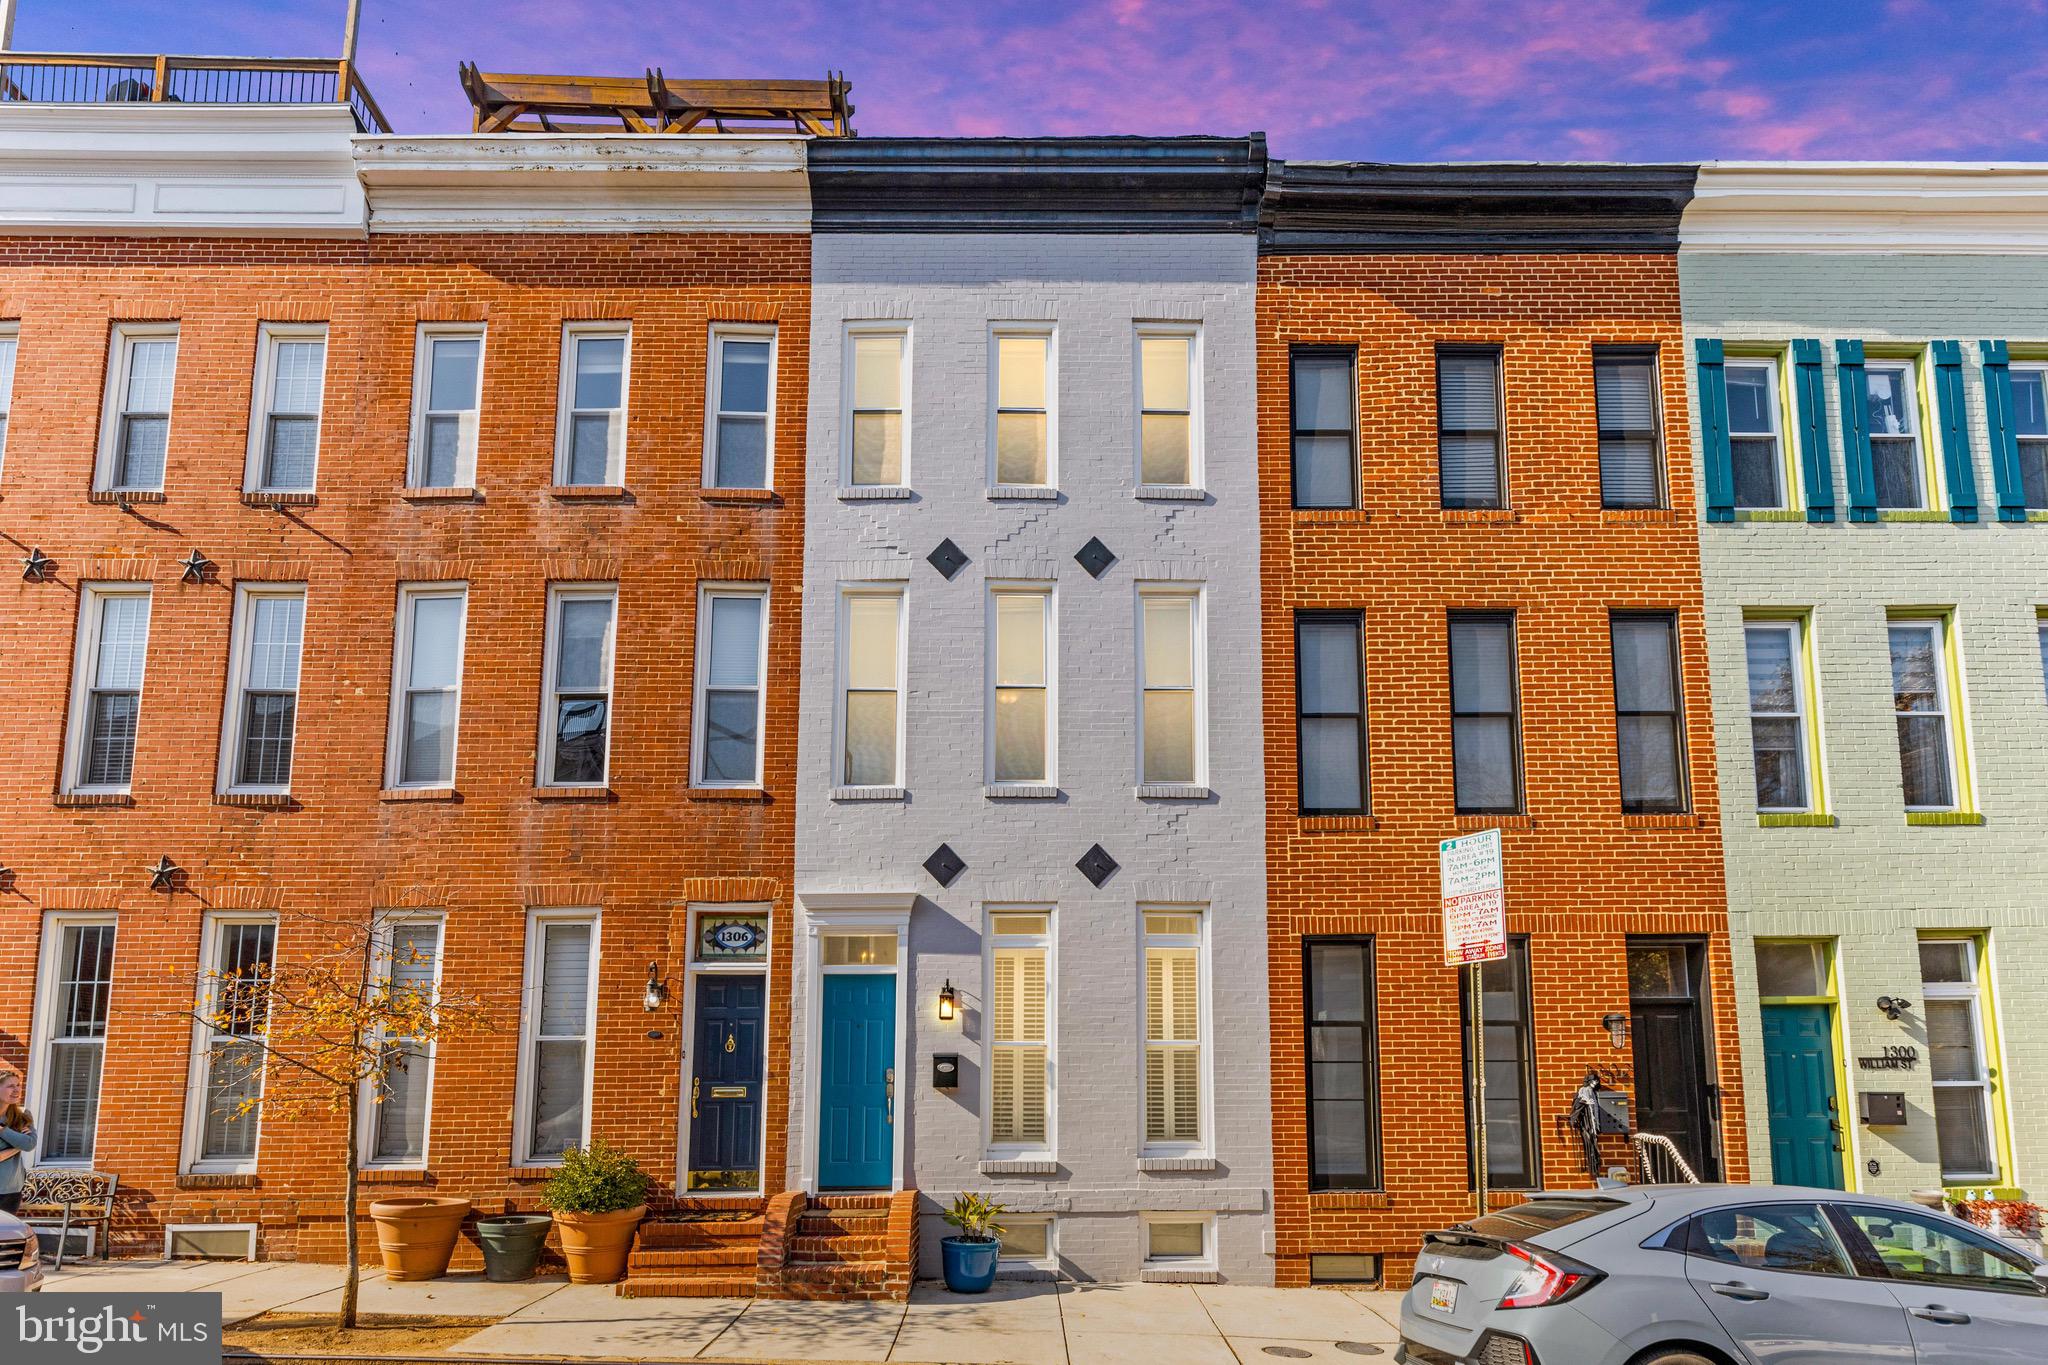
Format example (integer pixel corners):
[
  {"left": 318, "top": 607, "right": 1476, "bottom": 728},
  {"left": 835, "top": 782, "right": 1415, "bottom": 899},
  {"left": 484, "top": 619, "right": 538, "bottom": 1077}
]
[
  {"left": 1296, "top": 612, "right": 1369, "bottom": 815},
  {"left": 1594, "top": 347, "right": 1664, "bottom": 509},
  {"left": 1291, "top": 347, "right": 1357, "bottom": 509},
  {"left": 1449, "top": 611, "right": 1522, "bottom": 815},
  {"left": 1461, "top": 936, "right": 1539, "bottom": 1190},
  {"left": 1438, "top": 346, "right": 1504, "bottom": 509},
  {"left": 1610, "top": 612, "right": 1688, "bottom": 814},
  {"left": 1306, "top": 939, "right": 1380, "bottom": 1191}
]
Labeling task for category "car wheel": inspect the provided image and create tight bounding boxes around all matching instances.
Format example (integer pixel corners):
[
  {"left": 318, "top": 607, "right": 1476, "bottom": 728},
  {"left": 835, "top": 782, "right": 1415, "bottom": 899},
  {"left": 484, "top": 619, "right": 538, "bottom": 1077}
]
[{"left": 1633, "top": 1351, "right": 1721, "bottom": 1365}]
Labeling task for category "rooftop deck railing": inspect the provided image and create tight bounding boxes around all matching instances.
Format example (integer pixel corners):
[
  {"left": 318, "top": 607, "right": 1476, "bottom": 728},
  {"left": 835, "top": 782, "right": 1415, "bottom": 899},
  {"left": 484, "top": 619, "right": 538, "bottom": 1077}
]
[{"left": 0, "top": 53, "right": 392, "bottom": 133}]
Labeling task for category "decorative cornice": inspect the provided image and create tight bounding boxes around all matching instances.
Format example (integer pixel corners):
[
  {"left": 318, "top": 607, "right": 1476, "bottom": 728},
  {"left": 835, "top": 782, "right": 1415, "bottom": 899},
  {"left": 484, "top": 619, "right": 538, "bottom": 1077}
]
[{"left": 1684, "top": 162, "right": 2048, "bottom": 254}]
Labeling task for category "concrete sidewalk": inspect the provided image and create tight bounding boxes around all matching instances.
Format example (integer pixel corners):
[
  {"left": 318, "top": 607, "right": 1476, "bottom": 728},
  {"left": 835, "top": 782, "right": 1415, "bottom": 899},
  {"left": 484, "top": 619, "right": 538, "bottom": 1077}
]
[{"left": 46, "top": 1260, "right": 1408, "bottom": 1363}]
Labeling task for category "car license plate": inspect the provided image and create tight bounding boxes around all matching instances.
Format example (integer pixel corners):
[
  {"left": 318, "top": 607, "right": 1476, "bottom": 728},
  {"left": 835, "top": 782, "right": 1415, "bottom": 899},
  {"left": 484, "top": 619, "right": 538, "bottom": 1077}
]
[{"left": 1427, "top": 1279, "right": 1458, "bottom": 1314}]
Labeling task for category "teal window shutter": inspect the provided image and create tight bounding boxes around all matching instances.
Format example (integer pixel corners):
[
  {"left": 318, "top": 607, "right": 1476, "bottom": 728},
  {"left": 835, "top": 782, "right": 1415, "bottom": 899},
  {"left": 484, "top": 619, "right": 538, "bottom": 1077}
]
[
  {"left": 1929, "top": 341, "right": 1978, "bottom": 523},
  {"left": 1980, "top": 340, "right": 2028, "bottom": 522},
  {"left": 1835, "top": 339, "right": 1877, "bottom": 523},
  {"left": 1695, "top": 338, "right": 1734, "bottom": 523},
  {"left": 1790, "top": 339, "right": 1835, "bottom": 522}
]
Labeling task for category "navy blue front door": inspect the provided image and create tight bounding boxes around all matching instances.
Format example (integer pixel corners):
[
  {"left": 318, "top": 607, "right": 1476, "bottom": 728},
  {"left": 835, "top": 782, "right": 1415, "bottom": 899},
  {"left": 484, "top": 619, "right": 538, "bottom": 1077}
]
[
  {"left": 818, "top": 973, "right": 895, "bottom": 1189},
  {"left": 687, "top": 974, "right": 765, "bottom": 1191}
]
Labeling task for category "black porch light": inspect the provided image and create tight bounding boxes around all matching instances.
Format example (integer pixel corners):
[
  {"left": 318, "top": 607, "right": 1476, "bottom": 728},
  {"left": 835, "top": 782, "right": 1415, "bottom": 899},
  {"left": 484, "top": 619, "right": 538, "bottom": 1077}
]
[{"left": 937, "top": 980, "right": 958, "bottom": 1022}]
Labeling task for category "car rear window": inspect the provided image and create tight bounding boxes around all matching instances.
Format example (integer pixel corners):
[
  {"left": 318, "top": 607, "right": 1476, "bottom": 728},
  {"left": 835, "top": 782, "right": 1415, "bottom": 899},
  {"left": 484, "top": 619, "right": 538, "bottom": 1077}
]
[{"left": 1462, "top": 1198, "right": 1626, "bottom": 1240}]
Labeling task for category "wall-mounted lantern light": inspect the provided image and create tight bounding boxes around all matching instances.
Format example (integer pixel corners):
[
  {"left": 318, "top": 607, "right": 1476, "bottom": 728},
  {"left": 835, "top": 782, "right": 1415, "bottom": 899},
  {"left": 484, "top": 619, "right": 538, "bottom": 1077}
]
[
  {"left": 1600, "top": 1013, "right": 1629, "bottom": 1049},
  {"left": 937, "top": 980, "right": 958, "bottom": 1022},
  {"left": 642, "top": 963, "right": 669, "bottom": 1013},
  {"left": 1876, "top": 995, "right": 1913, "bottom": 1022}
]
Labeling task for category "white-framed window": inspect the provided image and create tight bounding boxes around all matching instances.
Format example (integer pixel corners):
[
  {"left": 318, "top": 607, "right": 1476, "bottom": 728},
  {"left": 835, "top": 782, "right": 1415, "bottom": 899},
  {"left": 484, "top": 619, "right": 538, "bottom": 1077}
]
[
  {"left": 997, "top": 1214, "right": 1056, "bottom": 1270},
  {"left": 845, "top": 324, "right": 908, "bottom": 487},
  {"left": 1140, "top": 1212, "right": 1215, "bottom": 1270},
  {"left": 707, "top": 325, "right": 775, "bottom": 489},
  {"left": 693, "top": 584, "right": 768, "bottom": 788},
  {"left": 245, "top": 323, "right": 327, "bottom": 494},
  {"left": 1136, "top": 323, "right": 1200, "bottom": 489},
  {"left": 1726, "top": 356, "right": 1788, "bottom": 511},
  {"left": 989, "top": 587, "right": 1053, "bottom": 787},
  {"left": 1865, "top": 357, "right": 1929, "bottom": 510},
  {"left": 986, "top": 909, "right": 1053, "bottom": 1159},
  {"left": 1920, "top": 937, "right": 2001, "bottom": 1183},
  {"left": 95, "top": 324, "right": 178, "bottom": 492},
  {"left": 218, "top": 586, "right": 306, "bottom": 795},
  {"left": 990, "top": 325, "right": 1055, "bottom": 489},
  {"left": 1888, "top": 616, "right": 1962, "bottom": 812},
  {"left": 1140, "top": 908, "right": 1207, "bottom": 1156},
  {"left": 555, "top": 324, "right": 628, "bottom": 487},
  {"left": 408, "top": 325, "right": 484, "bottom": 489},
  {"left": 539, "top": 584, "right": 617, "bottom": 788},
  {"left": 30, "top": 914, "right": 116, "bottom": 1165},
  {"left": 360, "top": 916, "right": 443, "bottom": 1168},
  {"left": 62, "top": 586, "right": 152, "bottom": 794},
  {"left": 837, "top": 586, "right": 905, "bottom": 789},
  {"left": 385, "top": 584, "right": 468, "bottom": 790},
  {"left": 515, "top": 910, "right": 599, "bottom": 1165},
  {"left": 184, "top": 915, "right": 277, "bottom": 1174},
  {"left": 0, "top": 321, "right": 18, "bottom": 481},
  {"left": 1744, "top": 618, "right": 1819, "bottom": 813},
  {"left": 2010, "top": 363, "right": 2048, "bottom": 509},
  {"left": 1138, "top": 587, "right": 1205, "bottom": 787}
]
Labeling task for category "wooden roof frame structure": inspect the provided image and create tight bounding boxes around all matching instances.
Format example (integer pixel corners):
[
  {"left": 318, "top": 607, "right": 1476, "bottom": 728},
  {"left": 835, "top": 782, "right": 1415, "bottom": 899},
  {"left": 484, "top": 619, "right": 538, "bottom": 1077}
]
[{"left": 458, "top": 64, "right": 853, "bottom": 137}]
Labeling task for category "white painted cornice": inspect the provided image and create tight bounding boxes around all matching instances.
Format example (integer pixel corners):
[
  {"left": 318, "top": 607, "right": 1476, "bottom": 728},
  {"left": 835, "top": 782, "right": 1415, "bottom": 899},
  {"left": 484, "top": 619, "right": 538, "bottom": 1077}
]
[{"left": 1685, "top": 161, "right": 2048, "bottom": 254}]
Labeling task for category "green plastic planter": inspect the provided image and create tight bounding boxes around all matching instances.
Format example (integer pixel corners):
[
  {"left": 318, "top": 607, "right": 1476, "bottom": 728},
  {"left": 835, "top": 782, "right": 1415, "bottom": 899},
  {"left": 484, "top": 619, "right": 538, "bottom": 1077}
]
[{"left": 476, "top": 1214, "right": 554, "bottom": 1283}]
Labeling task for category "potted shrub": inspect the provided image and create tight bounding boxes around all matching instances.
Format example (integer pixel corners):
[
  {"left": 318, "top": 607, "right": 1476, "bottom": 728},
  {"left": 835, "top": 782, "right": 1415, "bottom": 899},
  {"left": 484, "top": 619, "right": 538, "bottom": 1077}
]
[
  {"left": 475, "top": 1213, "right": 554, "bottom": 1283},
  {"left": 1952, "top": 1198, "right": 2044, "bottom": 1254},
  {"left": 940, "top": 1192, "right": 1005, "bottom": 1294},
  {"left": 539, "top": 1141, "right": 649, "bottom": 1284},
  {"left": 369, "top": 1196, "right": 472, "bottom": 1281}
]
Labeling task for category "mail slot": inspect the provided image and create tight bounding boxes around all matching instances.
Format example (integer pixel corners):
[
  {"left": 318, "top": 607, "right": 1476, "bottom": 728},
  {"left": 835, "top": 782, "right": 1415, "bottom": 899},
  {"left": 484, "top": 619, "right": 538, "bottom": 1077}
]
[
  {"left": 1860, "top": 1091, "right": 1907, "bottom": 1126},
  {"left": 709, "top": 1086, "right": 748, "bottom": 1099},
  {"left": 932, "top": 1054, "right": 960, "bottom": 1090}
]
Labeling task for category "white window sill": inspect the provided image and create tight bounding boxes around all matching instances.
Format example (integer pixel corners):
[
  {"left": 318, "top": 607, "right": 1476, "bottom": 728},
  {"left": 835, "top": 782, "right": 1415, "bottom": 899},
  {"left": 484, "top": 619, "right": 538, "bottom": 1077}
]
[
  {"left": 839, "top": 485, "right": 912, "bottom": 501},
  {"left": 1141, "top": 1267, "right": 1219, "bottom": 1283},
  {"left": 985, "top": 784, "right": 1060, "bottom": 800},
  {"left": 979, "top": 1157, "right": 1059, "bottom": 1175},
  {"left": 1136, "top": 486, "right": 1207, "bottom": 501},
  {"left": 987, "top": 485, "right": 1058, "bottom": 501},
  {"left": 1138, "top": 1155, "right": 1217, "bottom": 1172},
  {"left": 831, "top": 785, "right": 907, "bottom": 802},
  {"left": 1136, "top": 784, "right": 1211, "bottom": 800}
]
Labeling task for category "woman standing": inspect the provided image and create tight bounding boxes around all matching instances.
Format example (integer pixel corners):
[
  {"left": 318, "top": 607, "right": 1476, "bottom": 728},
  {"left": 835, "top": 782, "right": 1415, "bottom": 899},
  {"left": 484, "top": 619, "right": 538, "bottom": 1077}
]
[{"left": 0, "top": 1070, "right": 35, "bottom": 1215}]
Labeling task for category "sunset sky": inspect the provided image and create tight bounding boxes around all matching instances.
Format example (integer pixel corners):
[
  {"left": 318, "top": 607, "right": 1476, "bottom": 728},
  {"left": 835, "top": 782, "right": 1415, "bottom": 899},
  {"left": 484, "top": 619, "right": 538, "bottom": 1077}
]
[{"left": 13, "top": 0, "right": 2047, "bottom": 160}]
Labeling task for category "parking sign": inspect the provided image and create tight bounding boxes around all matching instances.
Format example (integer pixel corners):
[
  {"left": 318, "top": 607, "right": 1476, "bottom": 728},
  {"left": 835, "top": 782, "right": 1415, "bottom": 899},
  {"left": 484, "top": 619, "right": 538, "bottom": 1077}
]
[{"left": 1440, "top": 828, "right": 1507, "bottom": 966}]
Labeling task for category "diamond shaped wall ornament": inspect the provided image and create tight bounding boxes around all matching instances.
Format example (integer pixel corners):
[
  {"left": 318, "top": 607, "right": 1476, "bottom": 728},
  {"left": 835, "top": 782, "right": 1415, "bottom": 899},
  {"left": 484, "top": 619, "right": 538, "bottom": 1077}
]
[
  {"left": 926, "top": 538, "right": 969, "bottom": 580},
  {"left": 22, "top": 548, "right": 55, "bottom": 582},
  {"left": 147, "top": 855, "right": 182, "bottom": 893},
  {"left": 1076, "top": 843, "right": 1119, "bottom": 887},
  {"left": 178, "top": 549, "right": 215, "bottom": 584},
  {"left": 922, "top": 842, "right": 966, "bottom": 887},
  {"left": 1075, "top": 536, "right": 1116, "bottom": 579}
]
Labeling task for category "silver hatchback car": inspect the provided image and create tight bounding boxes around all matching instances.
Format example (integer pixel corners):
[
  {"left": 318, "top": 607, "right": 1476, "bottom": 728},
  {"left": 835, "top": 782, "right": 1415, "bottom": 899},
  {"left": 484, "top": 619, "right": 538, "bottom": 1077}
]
[{"left": 1398, "top": 1185, "right": 2048, "bottom": 1365}]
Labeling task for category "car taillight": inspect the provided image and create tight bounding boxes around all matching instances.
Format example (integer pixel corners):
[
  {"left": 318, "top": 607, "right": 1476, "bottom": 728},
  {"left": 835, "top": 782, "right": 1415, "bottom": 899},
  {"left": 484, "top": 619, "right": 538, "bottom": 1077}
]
[{"left": 1497, "top": 1242, "right": 1598, "bottom": 1309}]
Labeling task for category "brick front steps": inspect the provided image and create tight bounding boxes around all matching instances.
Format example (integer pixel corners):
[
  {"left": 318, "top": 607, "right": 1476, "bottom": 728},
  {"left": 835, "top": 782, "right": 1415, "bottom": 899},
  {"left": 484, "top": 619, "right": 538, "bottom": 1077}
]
[{"left": 616, "top": 1190, "right": 917, "bottom": 1302}]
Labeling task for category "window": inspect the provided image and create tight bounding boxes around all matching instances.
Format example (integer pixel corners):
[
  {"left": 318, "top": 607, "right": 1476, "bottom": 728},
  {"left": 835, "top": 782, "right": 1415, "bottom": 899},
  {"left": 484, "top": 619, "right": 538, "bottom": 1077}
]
[
  {"left": 97, "top": 325, "right": 178, "bottom": 492},
  {"left": 555, "top": 326, "right": 628, "bottom": 487},
  {"left": 2011, "top": 364, "right": 2048, "bottom": 508},
  {"left": 987, "top": 910, "right": 1051, "bottom": 1155},
  {"left": 33, "top": 918, "right": 115, "bottom": 1164},
  {"left": 1755, "top": 940, "right": 1830, "bottom": 1000},
  {"left": 1142, "top": 1214, "right": 1213, "bottom": 1269},
  {"left": 1438, "top": 347, "right": 1504, "bottom": 509},
  {"left": 1462, "top": 937, "right": 1538, "bottom": 1189},
  {"left": 188, "top": 918, "right": 276, "bottom": 1171},
  {"left": 363, "top": 919, "right": 441, "bottom": 1166},
  {"left": 1138, "top": 325, "right": 1198, "bottom": 487},
  {"left": 1865, "top": 358, "right": 1927, "bottom": 510},
  {"left": 991, "top": 328, "right": 1053, "bottom": 488},
  {"left": 0, "top": 322, "right": 17, "bottom": 479},
  {"left": 1745, "top": 619, "right": 1818, "bottom": 813},
  {"left": 518, "top": 913, "right": 598, "bottom": 1163},
  {"left": 1726, "top": 357, "right": 1787, "bottom": 511},
  {"left": 1141, "top": 909, "right": 1204, "bottom": 1154},
  {"left": 386, "top": 585, "right": 467, "bottom": 789},
  {"left": 846, "top": 326, "right": 907, "bottom": 486},
  {"left": 1306, "top": 940, "right": 1379, "bottom": 1191},
  {"left": 838, "top": 588, "right": 904, "bottom": 789},
  {"left": 64, "top": 587, "right": 151, "bottom": 793},
  {"left": 408, "top": 326, "right": 483, "bottom": 489},
  {"left": 1691, "top": 1204, "right": 1848, "bottom": 1275},
  {"left": 540, "top": 586, "right": 617, "bottom": 788},
  {"left": 998, "top": 1216, "right": 1054, "bottom": 1267},
  {"left": 1448, "top": 612, "right": 1521, "bottom": 815},
  {"left": 821, "top": 933, "right": 897, "bottom": 967},
  {"left": 707, "top": 326, "right": 774, "bottom": 489},
  {"left": 693, "top": 586, "right": 767, "bottom": 788},
  {"left": 1888, "top": 618, "right": 1960, "bottom": 811},
  {"left": 1837, "top": 1205, "right": 2036, "bottom": 1293},
  {"left": 1919, "top": 938, "right": 2000, "bottom": 1182},
  {"left": 246, "top": 325, "right": 326, "bottom": 493},
  {"left": 220, "top": 587, "right": 306, "bottom": 793},
  {"left": 1138, "top": 590, "right": 1203, "bottom": 787},
  {"left": 1594, "top": 348, "right": 1663, "bottom": 509},
  {"left": 990, "top": 589, "right": 1052, "bottom": 786},
  {"left": 1296, "top": 613, "right": 1368, "bottom": 816},
  {"left": 1610, "top": 613, "right": 1687, "bottom": 814},
  {"left": 1290, "top": 347, "right": 1356, "bottom": 509}
]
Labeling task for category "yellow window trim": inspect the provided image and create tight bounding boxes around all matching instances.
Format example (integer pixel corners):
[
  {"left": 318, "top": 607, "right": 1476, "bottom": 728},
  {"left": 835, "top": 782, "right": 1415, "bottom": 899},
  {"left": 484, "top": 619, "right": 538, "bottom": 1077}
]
[
  {"left": 1723, "top": 344, "right": 1802, "bottom": 513},
  {"left": 1920, "top": 931, "right": 2016, "bottom": 1192},
  {"left": 1861, "top": 345, "right": 1946, "bottom": 516},
  {"left": 1744, "top": 608, "right": 1829, "bottom": 817},
  {"left": 1885, "top": 607, "right": 1976, "bottom": 817}
]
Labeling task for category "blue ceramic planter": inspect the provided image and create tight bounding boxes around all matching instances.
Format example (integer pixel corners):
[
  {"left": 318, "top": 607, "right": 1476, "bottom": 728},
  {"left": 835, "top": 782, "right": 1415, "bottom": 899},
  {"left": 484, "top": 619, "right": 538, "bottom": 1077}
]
[{"left": 941, "top": 1236, "right": 1000, "bottom": 1293}]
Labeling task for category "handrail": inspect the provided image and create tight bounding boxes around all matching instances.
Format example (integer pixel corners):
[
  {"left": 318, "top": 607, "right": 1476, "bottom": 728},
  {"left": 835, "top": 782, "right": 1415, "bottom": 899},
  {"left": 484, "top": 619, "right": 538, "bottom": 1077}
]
[
  {"left": 1629, "top": 1131, "right": 1702, "bottom": 1185},
  {"left": 0, "top": 52, "right": 391, "bottom": 132}
]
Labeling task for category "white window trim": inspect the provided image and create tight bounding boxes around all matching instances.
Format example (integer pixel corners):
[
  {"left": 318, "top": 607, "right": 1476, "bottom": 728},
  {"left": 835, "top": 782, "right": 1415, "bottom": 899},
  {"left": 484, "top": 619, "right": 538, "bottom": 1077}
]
[
  {"left": 537, "top": 582, "right": 619, "bottom": 790},
  {"left": 834, "top": 584, "right": 907, "bottom": 792},
  {"left": 553, "top": 322, "right": 630, "bottom": 487},
  {"left": 384, "top": 582, "right": 469, "bottom": 791},
  {"left": 407, "top": 323, "right": 485, "bottom": 490},
  {"left": 677, "top": 903, "right": 774, "bottom": 1198},
  {"left": 997, "top": 1213, "right": 1057, "bottom": 1271},
  {"left": 216, "top": 583, "right": 308, "bottom": 797},
  {"left": 1866, "top": 356, "right": 1934, "bottom": 511},
  {"left": 1139, "top": 1210, "right": 1217, "bottom": 1271},
  {"left": 94, "top": 322, "right": 179, "bottom": 493},
  {"left": 27, "top": 912, "right": 117, "bottom": 1168},
  {"left": 357, "top": 913, "right": 445, "bottom": 1170},
  {"left": 1134, "top": 322, "right": 1204, "bottom": 491},
  {"left": 692, "top": 582, "right": 769, "bottom": 789},
  {"left": 1921, "top": 936, "right": 2001, "bottom": 1184},
  {"left": 1138, "top": 905, "right": 1212, "bottom": 1160},
  {"left": 512, "top": 908, "right": 601, "bottom": 1167},
  {"left": 181, "top": 913, "right": 277, "bottom": 1176},
  {"left": 243, "top": 322, "right": 328, "bottom": 494},
  {"left": 988, "top": 322, "right": 1057, "bottom": 491},
  {"left": 705, "top": 324, "right": 777, "bottom": 490},
  {"left": 1890, "top": 616, "right": 1963, "bottom": 813},
  {"left": 1745, "top": 617, "right": 1819, "bottom": 814},
  {"left": 983, "top": 906, "right": 1056, "bottom": 1162},
  {"left": 1136, "top": 584, "right": 1209, "bottom": 791},
  {"left": 61, "top": 583, "right": 152, "bottom": 796},
  {"left": 986, "top": 584, "right": 1056, "bottom": 790},
  {"left": 841, "top": 322, "right": 911, "bottom": 490},
  {"left": 0, "top": 320, "right": 19, "bottom": 483},
  {"left": 1725, "top": 355, "right": 1792, "bottom": 512}
]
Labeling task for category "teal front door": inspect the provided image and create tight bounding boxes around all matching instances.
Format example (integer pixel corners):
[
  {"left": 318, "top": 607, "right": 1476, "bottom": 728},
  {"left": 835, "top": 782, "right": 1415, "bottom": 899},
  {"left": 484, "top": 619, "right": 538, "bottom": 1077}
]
[
  {"left": 1761, "top": 1002, "right": 1843, "bottom": 1189},
  {"left": 818, "top": 973, "right": 895, "bottom": 1189}
]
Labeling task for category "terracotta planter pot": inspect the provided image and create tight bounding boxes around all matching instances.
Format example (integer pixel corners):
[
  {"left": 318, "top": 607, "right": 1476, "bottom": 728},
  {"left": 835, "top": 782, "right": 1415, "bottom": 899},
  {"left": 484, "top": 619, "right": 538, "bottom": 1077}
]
[
  {"left": 369, "top": 1196, "right": 472, "bottom": 1281},
  {"left": 552, "top": 1204, "right": 645, "bottom": 1285}
]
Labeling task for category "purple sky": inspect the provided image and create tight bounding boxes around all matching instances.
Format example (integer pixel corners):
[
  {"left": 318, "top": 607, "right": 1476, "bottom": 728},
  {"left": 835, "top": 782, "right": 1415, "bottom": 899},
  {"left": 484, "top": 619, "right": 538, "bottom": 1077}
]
[{"left": 14, "top": 0, "right": 2048, "bottom": 160}]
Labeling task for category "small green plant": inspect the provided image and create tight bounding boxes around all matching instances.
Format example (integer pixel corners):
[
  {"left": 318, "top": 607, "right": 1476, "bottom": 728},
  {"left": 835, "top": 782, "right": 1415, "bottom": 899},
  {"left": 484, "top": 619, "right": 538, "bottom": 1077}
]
[
  {"left": 540, "top": 1140, "right": 650, "bottom": 1214},
  {"left": 943, "top": 1191, "right": 1006, "bottom": 1243}
]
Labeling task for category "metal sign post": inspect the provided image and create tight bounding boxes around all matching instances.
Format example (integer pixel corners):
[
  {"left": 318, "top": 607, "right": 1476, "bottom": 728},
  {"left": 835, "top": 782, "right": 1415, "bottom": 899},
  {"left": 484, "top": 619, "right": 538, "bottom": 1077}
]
[{"left": 1441, "top": 828, "right": 1507, "bottom": 1221}]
